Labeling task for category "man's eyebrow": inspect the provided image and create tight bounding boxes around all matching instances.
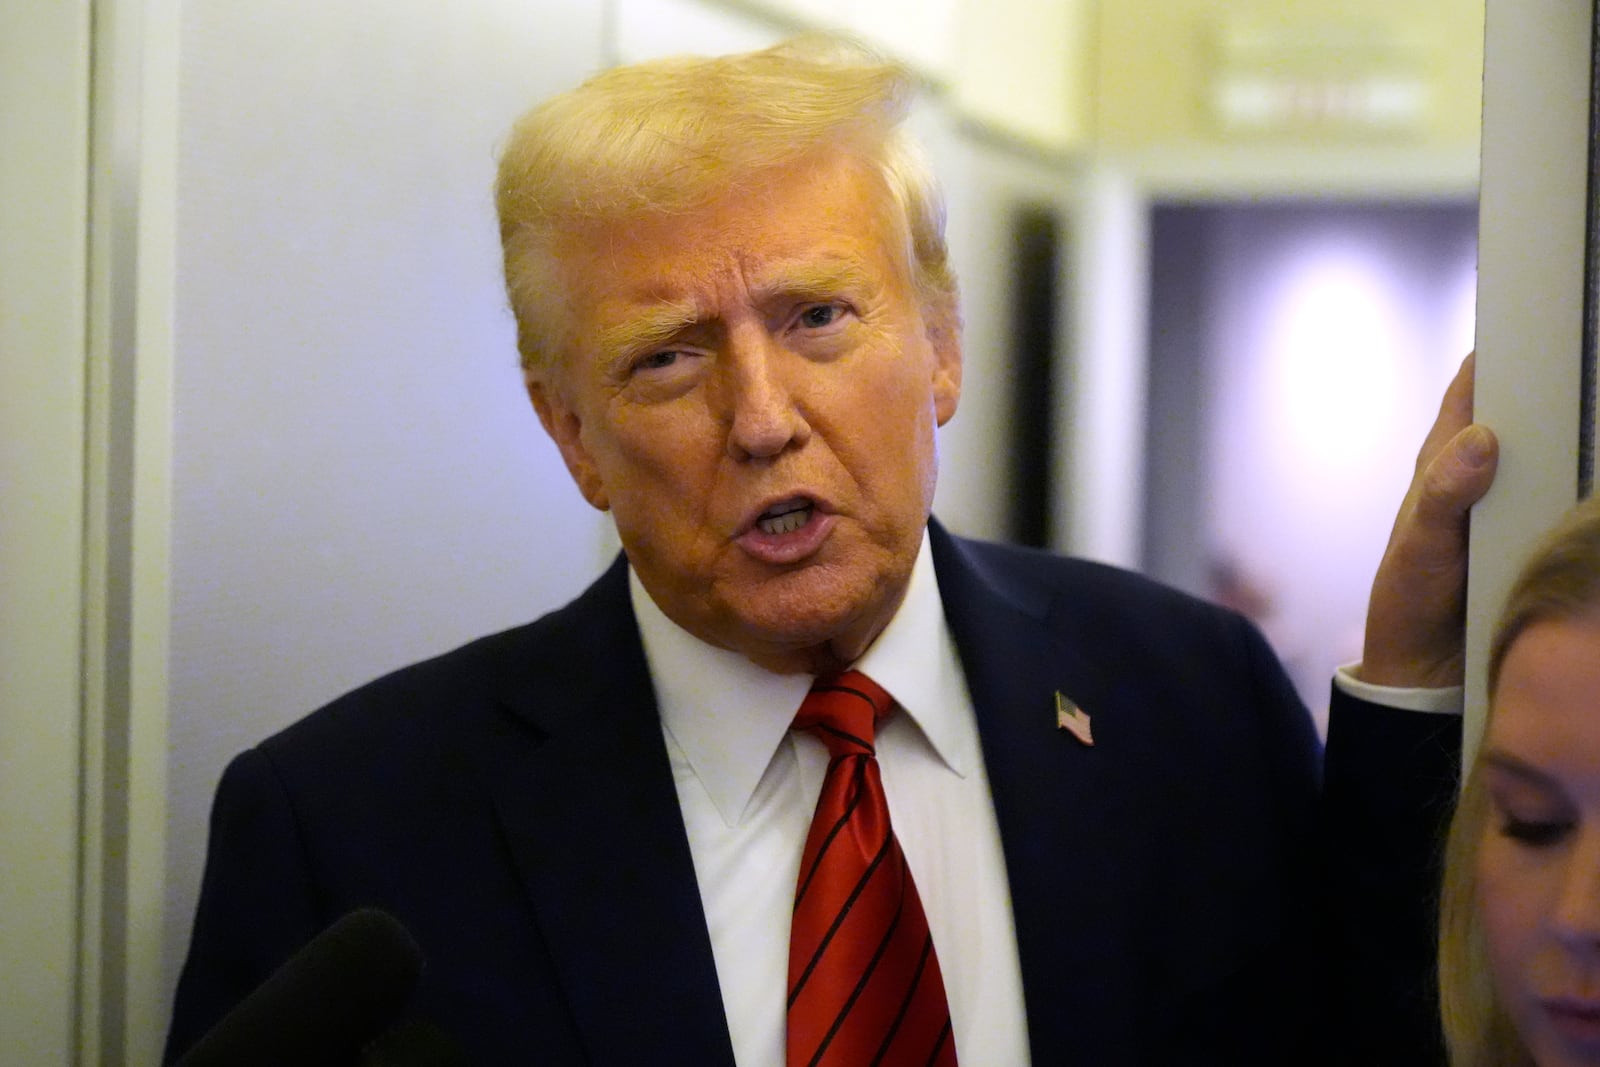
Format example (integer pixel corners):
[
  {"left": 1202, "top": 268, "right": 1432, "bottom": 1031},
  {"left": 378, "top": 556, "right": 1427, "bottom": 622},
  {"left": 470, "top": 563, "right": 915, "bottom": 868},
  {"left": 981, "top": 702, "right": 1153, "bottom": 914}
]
[
  {"left": 596, "top": 300, "right": 702, "bottom": 361},
  {"left": 1481, "top": 748, "right": 1563, "bottom": 790},
  {"left": 594, "top": 258, "right": 882, "bottom": 361},
  {"left": 753, "top": 258, "right": 880, "bottom": 302}
]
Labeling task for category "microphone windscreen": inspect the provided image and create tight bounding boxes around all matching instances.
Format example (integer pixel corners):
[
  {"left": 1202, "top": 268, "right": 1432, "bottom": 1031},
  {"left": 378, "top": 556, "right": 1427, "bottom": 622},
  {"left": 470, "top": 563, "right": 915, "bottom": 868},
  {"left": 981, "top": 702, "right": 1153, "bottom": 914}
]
[{"left": 176, "top": 907, "right": 424, "bottom": 1067}]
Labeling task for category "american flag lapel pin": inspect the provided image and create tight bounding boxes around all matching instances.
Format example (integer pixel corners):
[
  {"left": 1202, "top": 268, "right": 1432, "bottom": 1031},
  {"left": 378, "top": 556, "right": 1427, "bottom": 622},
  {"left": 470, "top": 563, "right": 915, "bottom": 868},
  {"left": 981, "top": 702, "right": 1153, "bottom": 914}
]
[{"left": 1055, "top": 691, "right": 1094, "bottom": 746}]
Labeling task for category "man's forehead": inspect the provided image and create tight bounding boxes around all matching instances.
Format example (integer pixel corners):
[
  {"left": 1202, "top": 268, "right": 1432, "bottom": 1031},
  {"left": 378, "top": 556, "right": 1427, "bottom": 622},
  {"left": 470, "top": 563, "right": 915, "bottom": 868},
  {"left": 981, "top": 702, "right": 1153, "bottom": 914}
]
[
  {"left": 567, "top": 152, "right": 894, "bottom": 252},
  {"left": 565, "top": 199, "right": 904, "bottom": 316},
  {"left": 611, "top": 251, "right": 886, "bottom": 305},
  {"left": 544, "top": 151, "right": 915, "bottom": 352}
]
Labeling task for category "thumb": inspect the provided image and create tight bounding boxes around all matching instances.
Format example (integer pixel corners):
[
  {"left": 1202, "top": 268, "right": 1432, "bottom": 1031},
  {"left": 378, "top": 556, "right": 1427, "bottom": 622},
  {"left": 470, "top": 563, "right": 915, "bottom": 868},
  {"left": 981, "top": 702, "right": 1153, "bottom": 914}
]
[{"left": 1415, "top": 423, "right": 1498, "bottom": 525}]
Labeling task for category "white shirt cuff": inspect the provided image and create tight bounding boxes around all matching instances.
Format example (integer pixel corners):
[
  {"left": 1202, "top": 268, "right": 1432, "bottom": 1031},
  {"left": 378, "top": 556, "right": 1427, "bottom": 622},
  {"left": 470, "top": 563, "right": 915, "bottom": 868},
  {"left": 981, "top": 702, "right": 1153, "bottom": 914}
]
[{"left": 1334, "top": 663, "right": 1463, "bottom": 715}]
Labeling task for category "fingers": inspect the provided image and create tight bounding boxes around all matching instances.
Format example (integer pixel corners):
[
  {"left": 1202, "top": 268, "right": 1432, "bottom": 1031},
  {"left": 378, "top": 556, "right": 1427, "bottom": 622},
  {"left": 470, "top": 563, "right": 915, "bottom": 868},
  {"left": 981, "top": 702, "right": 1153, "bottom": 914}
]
[
  {"left": 1415, "top": 353, "right": 1476, "bottom": 474},
  {"left": 1356, "top": 352, "right": 1497, "bottom": 688},
  {"left": 1415, "top": 423, "right": 1499, "bottom": 526}
]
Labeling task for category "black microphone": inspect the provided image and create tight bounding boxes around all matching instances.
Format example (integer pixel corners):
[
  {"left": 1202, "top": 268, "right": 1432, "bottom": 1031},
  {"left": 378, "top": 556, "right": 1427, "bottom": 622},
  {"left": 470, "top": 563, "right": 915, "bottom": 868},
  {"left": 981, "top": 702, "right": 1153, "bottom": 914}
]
[{"left": 176, "top": 907, "right": 464, "bottom": 1066}]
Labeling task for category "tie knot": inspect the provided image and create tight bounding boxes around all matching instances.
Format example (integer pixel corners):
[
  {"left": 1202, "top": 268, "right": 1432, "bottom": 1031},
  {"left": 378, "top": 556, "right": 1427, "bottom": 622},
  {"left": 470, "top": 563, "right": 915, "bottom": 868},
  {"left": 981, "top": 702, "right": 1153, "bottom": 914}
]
[{"left": 792, "top": 670, "right": 893, "bottom": 758}]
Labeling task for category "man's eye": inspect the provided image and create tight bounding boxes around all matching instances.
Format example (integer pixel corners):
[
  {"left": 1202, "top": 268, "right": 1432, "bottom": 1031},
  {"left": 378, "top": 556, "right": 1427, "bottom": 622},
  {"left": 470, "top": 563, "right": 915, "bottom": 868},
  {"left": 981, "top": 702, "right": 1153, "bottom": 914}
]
[
  {"left": 798, "top": 303, "right": 845, "bottom": 329},
  {"left": 635, "top": 350, "right": 680, "bottom": 372},
  {"left": 1500, "top": 816, "right": 1574, "bottom": 847}
]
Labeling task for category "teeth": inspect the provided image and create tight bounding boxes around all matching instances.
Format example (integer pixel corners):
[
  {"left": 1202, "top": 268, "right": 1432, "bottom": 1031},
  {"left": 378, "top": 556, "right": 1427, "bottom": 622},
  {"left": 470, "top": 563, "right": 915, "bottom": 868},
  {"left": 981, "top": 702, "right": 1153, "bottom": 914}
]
[{"left": 757, "top": 504, "right": 812, "bottom": 535}]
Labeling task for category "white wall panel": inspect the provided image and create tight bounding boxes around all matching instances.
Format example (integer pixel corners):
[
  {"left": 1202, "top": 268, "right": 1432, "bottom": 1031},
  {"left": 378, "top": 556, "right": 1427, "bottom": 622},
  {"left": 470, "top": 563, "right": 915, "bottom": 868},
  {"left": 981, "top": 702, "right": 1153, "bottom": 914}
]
[{"left": 163, "top": 0, "right": 610, "bottom": 1034}]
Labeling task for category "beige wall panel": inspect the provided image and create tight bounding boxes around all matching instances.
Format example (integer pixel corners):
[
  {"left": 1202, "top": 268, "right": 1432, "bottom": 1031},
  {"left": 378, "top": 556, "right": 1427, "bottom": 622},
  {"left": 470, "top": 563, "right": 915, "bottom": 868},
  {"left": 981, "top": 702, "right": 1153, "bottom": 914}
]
[
  {"left": 1097, "top": 0, "right": 1484, "bottom": 151},
  {"left": 0, "top": 0, "right": 91, "bottom": 1059},
  {"left": 951, "top": 0, "right": 1095, "bottom": 151}
]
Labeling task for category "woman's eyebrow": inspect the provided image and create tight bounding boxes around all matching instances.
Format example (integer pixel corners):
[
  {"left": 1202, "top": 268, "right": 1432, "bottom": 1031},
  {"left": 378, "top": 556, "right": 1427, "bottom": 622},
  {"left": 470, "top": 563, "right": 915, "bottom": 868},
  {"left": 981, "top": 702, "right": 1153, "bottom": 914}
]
[{"left": 1481, "top": 748, "right": 1564, "bottom": 791}]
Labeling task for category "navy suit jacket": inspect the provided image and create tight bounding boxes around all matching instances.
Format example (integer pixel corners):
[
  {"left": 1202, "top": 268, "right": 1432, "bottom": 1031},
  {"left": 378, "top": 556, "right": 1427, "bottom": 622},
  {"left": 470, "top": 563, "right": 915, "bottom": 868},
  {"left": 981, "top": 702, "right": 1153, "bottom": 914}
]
[{"left": 167, "top": 523, "right": 1460, "bottom": 1064}]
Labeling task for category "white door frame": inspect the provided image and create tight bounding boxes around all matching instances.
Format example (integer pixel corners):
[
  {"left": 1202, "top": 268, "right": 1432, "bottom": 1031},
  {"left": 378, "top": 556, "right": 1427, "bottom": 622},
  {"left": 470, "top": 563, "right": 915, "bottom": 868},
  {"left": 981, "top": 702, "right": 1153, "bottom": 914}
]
[
  {"left": 0, "top": 0, "right": 179, "bottom": 1062},
  {"left": 79, "top": 0, "right": 180, "bottom": 1062},
  {"left": 0, "top": 2, "right": 94, "bottom": 1059},
  {"left": 1465, "top": 0, "right": 1597, "bottom": 761}
]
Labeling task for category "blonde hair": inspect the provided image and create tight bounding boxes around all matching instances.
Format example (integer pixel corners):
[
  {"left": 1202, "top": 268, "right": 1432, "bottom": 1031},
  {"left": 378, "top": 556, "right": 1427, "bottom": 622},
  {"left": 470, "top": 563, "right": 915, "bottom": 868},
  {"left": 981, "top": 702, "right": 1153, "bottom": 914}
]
[
  {"left": 493, "top": 35, "right": 956, "bottom": 373},
  {"left": 1439, "top": 493, "right": 1600, "bottom": 1066}
]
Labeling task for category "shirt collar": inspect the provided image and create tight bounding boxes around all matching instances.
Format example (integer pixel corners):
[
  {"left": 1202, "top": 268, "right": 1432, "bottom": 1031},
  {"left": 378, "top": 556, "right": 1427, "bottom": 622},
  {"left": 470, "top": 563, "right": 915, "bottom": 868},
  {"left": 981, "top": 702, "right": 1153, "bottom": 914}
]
[{"left": 630, "top": 533, "right": 975, "bottom": 827}]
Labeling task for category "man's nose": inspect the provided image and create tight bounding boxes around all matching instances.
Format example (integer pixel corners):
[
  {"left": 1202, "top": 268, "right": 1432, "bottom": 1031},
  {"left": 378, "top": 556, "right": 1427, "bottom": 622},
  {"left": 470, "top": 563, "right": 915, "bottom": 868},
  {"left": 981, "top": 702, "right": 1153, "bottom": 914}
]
[
  {"left": 721, "top": 330, "right": 810, "bottom": 461},
  {"left": 1551, "top": 831, "right": 1600, "bottom": 950}
]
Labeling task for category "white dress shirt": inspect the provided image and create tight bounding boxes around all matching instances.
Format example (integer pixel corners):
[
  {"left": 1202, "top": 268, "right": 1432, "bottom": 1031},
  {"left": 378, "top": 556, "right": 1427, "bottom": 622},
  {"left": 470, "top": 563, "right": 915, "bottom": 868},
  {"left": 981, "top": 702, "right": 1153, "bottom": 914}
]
[
  {"left": 630, "top": 536, "right": 1032, "bottom": 1066},
  {"left": 1332, "top": 665, "right": 1463, "bottom": 715}
]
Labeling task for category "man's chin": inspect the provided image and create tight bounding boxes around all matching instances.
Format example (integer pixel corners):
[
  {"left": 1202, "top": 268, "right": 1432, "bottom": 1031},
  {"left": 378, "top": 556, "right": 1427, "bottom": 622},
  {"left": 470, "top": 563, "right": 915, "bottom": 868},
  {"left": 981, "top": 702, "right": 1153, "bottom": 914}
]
[{"left": 718, "top": 570, "right": 905, "bottom": 672}]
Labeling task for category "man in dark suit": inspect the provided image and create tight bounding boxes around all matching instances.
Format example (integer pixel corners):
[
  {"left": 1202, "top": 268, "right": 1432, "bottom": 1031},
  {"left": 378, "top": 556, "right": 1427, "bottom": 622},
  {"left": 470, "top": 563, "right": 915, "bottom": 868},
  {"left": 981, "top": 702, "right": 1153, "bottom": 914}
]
[{"left": 166, "top": 37, "right": 1497, "bottom": 1065}]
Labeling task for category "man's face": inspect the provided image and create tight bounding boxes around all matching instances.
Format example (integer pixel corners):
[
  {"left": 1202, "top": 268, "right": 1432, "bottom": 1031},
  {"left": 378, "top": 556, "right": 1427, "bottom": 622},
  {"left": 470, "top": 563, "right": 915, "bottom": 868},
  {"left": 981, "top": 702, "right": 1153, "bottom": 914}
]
[{"left": 527, "top": 151, "right": 961, "bottom": 674}]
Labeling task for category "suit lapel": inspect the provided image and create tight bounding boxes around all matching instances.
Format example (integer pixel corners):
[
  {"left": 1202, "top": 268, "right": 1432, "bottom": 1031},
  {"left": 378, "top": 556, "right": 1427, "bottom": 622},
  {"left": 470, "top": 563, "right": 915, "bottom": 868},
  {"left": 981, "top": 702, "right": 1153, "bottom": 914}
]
[
  {"left": 929, "top": 524, "right": 1144, "bottom": 1060},
  {"left": 482, "top": 558, "right": 736, "bottom": 1066}
]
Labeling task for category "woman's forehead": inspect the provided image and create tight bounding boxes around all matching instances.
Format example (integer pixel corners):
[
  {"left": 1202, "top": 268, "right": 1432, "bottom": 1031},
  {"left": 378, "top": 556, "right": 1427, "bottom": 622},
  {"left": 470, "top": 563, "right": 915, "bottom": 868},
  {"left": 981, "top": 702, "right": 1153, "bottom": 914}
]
[{"left": 1488, "top": 615, "right": 1600, "bottom": 767}]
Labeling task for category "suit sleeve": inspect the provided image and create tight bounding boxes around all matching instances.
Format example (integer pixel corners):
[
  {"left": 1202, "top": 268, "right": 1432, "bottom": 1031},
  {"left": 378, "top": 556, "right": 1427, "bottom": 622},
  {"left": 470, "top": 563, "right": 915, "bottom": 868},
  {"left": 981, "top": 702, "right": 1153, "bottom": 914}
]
[
  {"left": 163, "top": 747, "right": 325, "bottom": 1064},
  {"left": 1321, "top": 686, "right": 1462, "bottom": 1065}
]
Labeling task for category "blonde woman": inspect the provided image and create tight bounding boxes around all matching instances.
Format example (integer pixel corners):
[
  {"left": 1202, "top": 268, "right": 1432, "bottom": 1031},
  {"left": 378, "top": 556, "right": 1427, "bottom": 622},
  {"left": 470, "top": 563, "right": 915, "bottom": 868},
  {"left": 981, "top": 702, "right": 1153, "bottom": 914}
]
[{"left": 1441, "top": 493, "right": 1600, "bottom": 1066}]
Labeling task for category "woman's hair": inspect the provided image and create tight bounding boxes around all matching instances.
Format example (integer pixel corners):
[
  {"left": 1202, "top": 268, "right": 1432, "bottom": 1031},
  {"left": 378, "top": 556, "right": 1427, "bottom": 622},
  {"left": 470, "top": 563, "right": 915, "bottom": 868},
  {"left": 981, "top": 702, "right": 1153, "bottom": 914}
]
[
  {"left": 493, "top": 35, "right": 956, "bottom": 373},
  {"left": 1439, "top": 492, "right": 1600, "bottom": 1066}
]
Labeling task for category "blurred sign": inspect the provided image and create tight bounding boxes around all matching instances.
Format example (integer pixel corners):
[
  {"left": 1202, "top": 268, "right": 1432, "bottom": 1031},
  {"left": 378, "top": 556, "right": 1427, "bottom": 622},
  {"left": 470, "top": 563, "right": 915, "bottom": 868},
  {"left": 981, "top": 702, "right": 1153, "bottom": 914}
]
[{"left": 1210, "top": 20, "right": 1432, "bottom": 136}]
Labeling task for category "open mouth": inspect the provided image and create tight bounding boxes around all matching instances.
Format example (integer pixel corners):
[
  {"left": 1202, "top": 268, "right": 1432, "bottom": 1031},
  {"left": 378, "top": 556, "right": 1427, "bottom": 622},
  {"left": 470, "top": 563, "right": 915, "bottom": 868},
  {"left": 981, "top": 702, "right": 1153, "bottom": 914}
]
[{"left": 755, "top": 499, "right": 814, "bottom": 535}]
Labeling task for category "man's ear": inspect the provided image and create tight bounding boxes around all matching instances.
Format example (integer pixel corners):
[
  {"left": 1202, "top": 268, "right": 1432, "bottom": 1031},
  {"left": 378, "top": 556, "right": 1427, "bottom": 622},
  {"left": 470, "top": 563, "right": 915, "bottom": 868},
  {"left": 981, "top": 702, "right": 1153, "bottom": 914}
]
[
  {"left": 923, "top": 295, "right": 963, "bottom": 427},
  {"left": 525, "top": 367, "right": 610, "bottom": 511}
]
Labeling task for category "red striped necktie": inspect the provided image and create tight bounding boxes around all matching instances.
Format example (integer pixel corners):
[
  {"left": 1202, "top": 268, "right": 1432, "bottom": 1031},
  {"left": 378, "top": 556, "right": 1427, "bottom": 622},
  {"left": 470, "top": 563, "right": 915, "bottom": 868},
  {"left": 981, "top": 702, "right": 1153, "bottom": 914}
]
[{"left": 786, "top": 671, "right": 958, "bottom": 1067}]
